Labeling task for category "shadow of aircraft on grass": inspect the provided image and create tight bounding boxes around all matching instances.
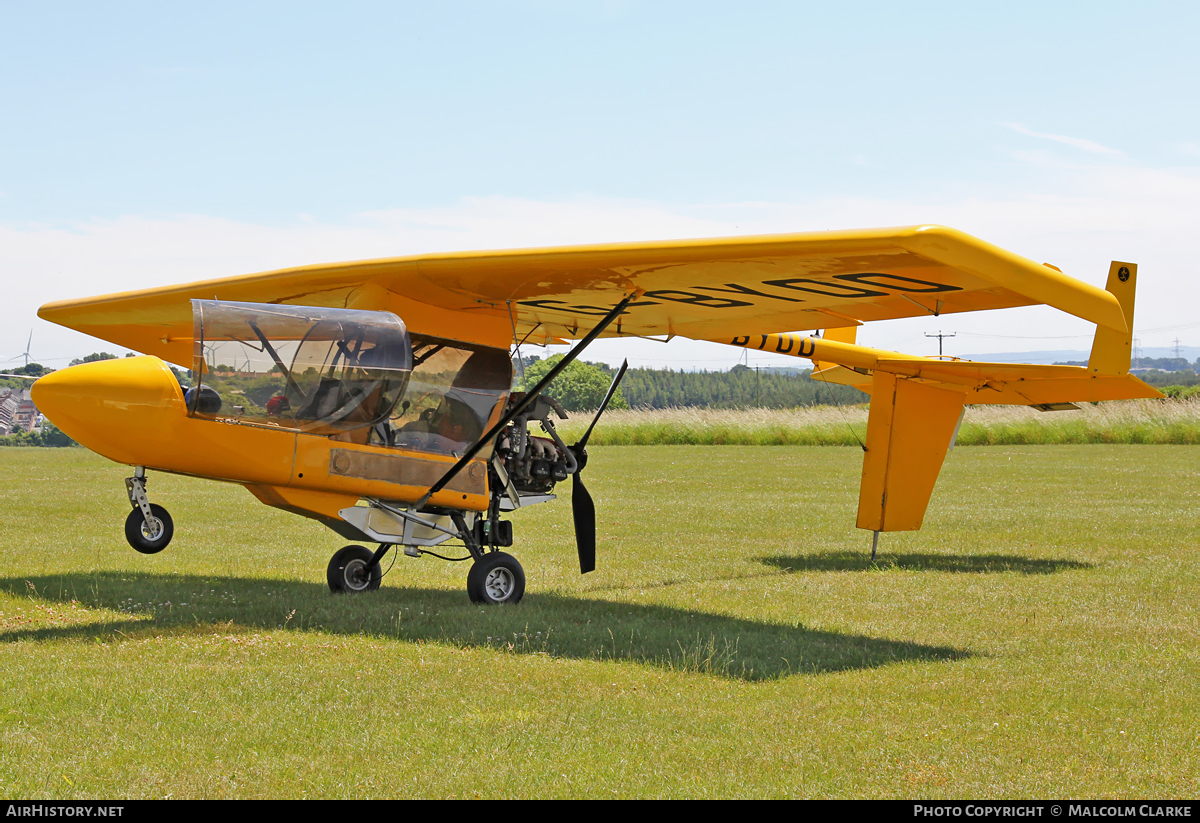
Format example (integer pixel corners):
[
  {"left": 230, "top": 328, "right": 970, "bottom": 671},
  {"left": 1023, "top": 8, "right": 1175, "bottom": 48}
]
[
  {"left": 0, "top": 572, "right": 968, "bottom": 682},
  {"left": 759, "top": 551, "right": 1094, "bottom": 575}
]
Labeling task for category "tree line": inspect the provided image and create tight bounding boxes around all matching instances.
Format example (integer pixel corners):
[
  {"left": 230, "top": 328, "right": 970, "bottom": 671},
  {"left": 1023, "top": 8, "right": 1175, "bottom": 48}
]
[{"left": 518, "top": 355, "right": 865, "bottom": 411}]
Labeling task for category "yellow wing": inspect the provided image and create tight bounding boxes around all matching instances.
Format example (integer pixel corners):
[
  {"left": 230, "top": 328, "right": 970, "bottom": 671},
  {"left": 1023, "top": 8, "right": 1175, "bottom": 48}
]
[{"left": 39, "top": 224, "right": 1126, "bottom": 368}]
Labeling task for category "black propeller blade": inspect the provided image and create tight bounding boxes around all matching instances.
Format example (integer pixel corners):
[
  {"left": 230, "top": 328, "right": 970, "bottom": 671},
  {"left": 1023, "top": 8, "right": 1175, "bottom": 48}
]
[
  {"left": 570, "top": 360, "right": 629, "bottom": 574},
  {"left": 571, "top": 467, "right": 597, "bottom": 574}
]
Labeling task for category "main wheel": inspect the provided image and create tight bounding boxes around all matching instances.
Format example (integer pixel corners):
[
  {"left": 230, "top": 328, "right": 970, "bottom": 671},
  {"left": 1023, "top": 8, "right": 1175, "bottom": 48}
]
[
  {"left": 124, "top": 504, "right": 174, "bottom": 554},
  {"left": 466, "top": 552, "right": 525, "bottom": 605},
  {"left": 327, "top": 545, "right": 382, "bottom": 594}
]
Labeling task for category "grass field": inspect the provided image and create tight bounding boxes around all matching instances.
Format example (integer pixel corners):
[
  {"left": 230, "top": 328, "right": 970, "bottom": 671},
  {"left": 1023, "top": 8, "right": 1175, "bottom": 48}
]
[
  {"left": 0, "top": 445, "right": 1196, "bottom": 798},
  {"left": 553, "top": 399, "right": 1200, "bottom": 446}
]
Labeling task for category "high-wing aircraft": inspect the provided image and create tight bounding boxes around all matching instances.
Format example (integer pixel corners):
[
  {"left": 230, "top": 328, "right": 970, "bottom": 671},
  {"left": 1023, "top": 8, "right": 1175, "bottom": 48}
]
[{"left": 32, "top": 225, "right": 1160, "bottom": 603}]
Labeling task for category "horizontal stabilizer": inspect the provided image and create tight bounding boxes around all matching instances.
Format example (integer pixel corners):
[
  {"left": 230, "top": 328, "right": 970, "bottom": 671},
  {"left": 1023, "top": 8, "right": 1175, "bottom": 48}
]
[{"left": 857, "top": 372, "right": 965, "bottom": 532}]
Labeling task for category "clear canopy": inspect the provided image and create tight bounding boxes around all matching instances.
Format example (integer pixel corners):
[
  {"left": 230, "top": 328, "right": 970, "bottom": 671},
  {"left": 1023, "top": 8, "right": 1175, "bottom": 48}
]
[
  {"left": 385, "top": 335, "right": 512, "bottom": 456},
  {"left": 189, "top": 300, "right": 412, "bottom": 434}
]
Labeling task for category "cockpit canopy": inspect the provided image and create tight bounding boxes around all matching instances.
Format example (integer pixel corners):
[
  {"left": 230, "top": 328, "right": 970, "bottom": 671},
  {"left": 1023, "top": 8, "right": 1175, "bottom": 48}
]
[{"left": 190, "top": 300, "right": 412, "bottom": 434}]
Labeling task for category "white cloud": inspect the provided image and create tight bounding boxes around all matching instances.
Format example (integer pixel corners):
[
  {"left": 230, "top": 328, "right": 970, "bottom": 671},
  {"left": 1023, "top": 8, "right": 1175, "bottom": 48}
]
[{"left": 1001, "top": 122, "right": 1125, "bottom": 157}]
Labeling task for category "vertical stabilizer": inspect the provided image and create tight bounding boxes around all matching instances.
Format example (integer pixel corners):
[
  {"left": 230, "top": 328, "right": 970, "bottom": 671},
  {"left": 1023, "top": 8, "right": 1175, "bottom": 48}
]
[{"left": 1087, "top": 261, "right": 1137, "bottom": 375}]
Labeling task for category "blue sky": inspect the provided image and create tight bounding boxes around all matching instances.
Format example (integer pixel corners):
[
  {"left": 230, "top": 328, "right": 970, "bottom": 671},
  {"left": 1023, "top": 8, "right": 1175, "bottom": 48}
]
[{"left": 4, "top": 1, "right": 1199, "bottom": 369}]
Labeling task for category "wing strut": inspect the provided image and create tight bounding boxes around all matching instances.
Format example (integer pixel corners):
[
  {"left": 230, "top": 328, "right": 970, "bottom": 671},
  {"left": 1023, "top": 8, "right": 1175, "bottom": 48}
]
[{"left": 412, "top": 291, "right": 640, "bottom": 511}]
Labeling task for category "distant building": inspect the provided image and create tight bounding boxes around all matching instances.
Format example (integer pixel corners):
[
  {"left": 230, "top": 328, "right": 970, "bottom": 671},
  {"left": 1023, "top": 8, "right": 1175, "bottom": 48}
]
[
  {"left": 0, "top": 388, "right": 38, "bottom": 434},
  {"left": 15, "top": 389, "right": 38, "bottom": 430},
  {"left": 0, "top": 390, "right": 18, "bottom": 435}
]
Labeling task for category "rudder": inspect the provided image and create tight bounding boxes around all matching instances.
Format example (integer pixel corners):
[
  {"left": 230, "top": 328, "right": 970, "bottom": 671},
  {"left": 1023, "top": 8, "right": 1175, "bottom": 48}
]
[{"left": 1087, "top": 261, "right": 1137, "bottom": 375}]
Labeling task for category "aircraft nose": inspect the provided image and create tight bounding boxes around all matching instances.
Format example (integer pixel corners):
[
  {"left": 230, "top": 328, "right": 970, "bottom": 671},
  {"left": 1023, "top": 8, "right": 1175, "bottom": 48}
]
[{"left": 32, "top": 356, "right": 185, "bottom": 461}]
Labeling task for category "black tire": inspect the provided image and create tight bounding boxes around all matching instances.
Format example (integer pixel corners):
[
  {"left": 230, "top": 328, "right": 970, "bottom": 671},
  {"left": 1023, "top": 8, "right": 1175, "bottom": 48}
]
[
  {"left": 327, "top": 545, "right": 382, "bottom": 594},
  {"left": 466, "top": 552, "right": 525, "bottom": 605},
  {"left": 124, "top": 504, "right": 174, "bottom": 554}
]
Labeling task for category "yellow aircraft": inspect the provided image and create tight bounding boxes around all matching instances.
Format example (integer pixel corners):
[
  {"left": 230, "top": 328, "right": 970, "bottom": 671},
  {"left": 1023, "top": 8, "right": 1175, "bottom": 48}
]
[{"left": 32, "top": 225, "right": 1160, "bottom": 603}]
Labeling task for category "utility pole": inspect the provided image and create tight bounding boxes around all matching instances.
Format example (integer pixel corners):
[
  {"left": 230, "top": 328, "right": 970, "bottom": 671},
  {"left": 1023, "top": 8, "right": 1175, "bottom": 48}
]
[{"left": 925, "top": 330, "right": 956, "bottom": 357}]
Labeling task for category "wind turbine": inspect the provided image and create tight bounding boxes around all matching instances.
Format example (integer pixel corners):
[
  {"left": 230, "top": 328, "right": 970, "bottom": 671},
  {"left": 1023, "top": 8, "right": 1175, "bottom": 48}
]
[
  {"left": 12, "top": 331, "right": 32, "bottom": 368},
  {"left": 1, "top": 331, "right": 39, "bottom": 380},
  {"left": 4, "top": 331, "right": 34, "bottom": 373}
]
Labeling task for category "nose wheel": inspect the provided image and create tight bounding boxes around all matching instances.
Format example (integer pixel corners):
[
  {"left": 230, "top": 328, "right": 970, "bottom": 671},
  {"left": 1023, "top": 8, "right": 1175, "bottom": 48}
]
[
  {"left": 124, "top": 504, "right": 174, "bottom": 554},
  {"left": 123, "top": 470, "right": 173, "bottom": 554}
]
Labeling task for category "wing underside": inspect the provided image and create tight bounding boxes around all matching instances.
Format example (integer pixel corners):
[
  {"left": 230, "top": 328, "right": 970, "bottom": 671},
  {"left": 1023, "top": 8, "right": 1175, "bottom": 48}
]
[{"left": 39, "top": 224, "right": 1126, "bottom": 366}]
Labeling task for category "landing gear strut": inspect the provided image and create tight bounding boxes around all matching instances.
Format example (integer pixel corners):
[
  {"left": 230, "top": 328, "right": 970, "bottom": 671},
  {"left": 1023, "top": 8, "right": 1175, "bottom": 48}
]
[
  {"left": 124, "top": 468, "right": 173, "bottom": 554},
  {"left": 321, "top": 502, "right": 528, "bottom": 603},
  {"left": 456, "top": 511, "right": 525, "bottom": 605}
]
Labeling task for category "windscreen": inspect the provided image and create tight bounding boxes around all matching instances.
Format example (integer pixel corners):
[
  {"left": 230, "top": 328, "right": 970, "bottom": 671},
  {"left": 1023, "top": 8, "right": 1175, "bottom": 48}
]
[{"left": 190, "top": 300, "right": 412, "bottom": 435}]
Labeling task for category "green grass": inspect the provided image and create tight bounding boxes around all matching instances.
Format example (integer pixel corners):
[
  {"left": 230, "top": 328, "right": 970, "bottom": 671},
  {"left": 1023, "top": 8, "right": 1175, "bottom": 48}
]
[
  {"left": 553, "top": 399, "right": 1200, "bottom": 445},
  {"left": 0, "top": 446, "right": 1196, "bottom": 798}
]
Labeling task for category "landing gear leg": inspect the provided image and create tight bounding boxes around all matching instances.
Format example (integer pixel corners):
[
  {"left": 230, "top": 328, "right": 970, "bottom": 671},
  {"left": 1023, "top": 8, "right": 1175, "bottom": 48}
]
[
  {"left": 454, "top": 512, "right": 525, "bottom": 605},
  {"left": 123, "top": 468, "right": 173, "bottom": 554}
]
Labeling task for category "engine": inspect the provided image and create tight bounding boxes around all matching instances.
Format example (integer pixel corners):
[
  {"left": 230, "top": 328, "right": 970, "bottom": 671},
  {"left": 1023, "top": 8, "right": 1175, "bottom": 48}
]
[{"left": 495, "top": 392, "right": 578, "bottom": 493}]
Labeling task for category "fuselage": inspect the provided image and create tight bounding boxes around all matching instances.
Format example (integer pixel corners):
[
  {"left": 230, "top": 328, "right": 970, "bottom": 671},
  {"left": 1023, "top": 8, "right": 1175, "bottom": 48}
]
[{"left": 32, "top": 355, "right": 496, "bottom": 518}]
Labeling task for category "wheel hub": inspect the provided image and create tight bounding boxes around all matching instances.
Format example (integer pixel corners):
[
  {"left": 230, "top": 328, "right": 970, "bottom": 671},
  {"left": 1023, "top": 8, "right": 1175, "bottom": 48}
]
[
  {"left": 344, "top": 558, "right": 370, "bottom": 591},
  {"left": 484, "top": 567, "right": 514, "bottom": 601},
  {"left": 140, "top": 518, "right": 164, "bottom": 541}
]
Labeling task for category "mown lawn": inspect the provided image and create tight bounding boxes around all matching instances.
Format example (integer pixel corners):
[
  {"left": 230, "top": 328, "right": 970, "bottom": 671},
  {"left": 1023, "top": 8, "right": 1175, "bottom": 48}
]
[{"left": 0, "top": 445, "right": 1195, "bottom": 798}]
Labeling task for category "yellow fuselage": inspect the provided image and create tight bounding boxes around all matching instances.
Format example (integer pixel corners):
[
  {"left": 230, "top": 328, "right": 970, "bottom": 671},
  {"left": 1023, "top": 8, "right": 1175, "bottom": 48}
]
[{"left": 31, "top": 357, "right": 492, "bottom": 522}]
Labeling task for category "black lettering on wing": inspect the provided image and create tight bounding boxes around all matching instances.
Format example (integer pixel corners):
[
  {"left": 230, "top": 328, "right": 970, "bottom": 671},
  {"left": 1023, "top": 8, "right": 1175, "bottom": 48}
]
[
  {"left": 834, "top": 273, "right": 962, "bottom": 293},
  {"left": 644, "top": 290, "right": 753, "bottom": 309},
  {"left": 518, "top": 299, "right": 659, "bottom": 316},
  {"left": 762, "top": 278, "right": 887, "bottom": 298},
  {"left": 695, "top": 283, "right": 804, "bottom": 303}
]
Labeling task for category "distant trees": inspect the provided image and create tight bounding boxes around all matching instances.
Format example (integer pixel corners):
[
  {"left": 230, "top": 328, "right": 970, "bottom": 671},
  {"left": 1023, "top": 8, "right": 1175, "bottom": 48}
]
[
  {"left": 614, "top": 364, "right": 864, "bottom": 409},
  {"left": 4, "top": 363, "right": 48, "bottom": 378},
  {"left": 1057, "top": 357, "right": 1199, "bottom": 372},
  {"left": 522, "top": 356, "right": 629, "bottom": 412},
  {"left": 69, "top": 352, "right": 120, "bottom": 366},
  {"left": 1141, "top": 370, "right": 1200, "bottom": 388},
  {"left": 518, "top": 356, "right": 864, "bottom": 410},
  {"left": 0, "top": 422, "right": 75, "bottom": 448}
]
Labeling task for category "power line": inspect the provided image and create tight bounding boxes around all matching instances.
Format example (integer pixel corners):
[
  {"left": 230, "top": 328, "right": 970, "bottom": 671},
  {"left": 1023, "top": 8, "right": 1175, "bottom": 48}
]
[
  {"left": 924, "top": 330, "right": 956, "bottom": 357},
  {"left": 955, "top": 331, "right": 1093, "bottom": 340}
]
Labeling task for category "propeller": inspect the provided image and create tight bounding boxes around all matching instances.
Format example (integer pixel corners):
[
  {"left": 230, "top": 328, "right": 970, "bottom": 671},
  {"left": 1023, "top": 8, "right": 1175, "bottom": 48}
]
[{"left": 570, "top": 359, "right": 629, "bottom": 574}]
